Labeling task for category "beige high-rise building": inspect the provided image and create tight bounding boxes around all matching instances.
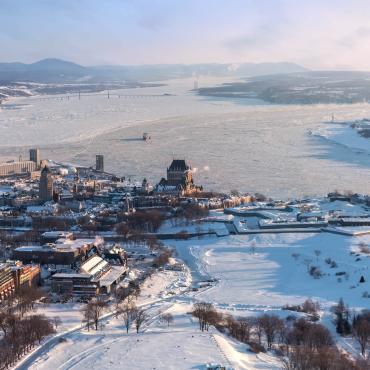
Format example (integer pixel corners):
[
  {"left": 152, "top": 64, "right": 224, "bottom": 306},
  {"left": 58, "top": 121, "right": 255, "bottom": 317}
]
[{"left": 39, "top": 166, "right": 53, "bottom": 202}]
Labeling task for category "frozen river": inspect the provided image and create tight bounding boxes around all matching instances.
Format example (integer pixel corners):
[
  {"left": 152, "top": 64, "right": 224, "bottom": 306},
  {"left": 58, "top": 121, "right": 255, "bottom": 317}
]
[{"left": 1, "top": 77, "right": 370, "bottom": 198}]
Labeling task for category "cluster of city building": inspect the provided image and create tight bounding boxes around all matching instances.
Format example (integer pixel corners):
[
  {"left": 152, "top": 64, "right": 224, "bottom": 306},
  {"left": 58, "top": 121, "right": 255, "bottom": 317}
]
[
  {"left": 0, "top": 150, "right": 206, "bottom": 301},
  {"left": 2, "top": 147, "right": 370, "bottom": 303},
  {"left": 0, "top": 231, "right": 128, "bottom": 301},
  {"left": 0, "top": 149, "right": 202, "bottom": 206}
]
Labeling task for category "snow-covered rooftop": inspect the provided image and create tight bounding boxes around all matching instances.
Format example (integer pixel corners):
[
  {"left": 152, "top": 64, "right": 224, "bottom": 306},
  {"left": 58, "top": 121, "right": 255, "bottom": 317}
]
[{"left": 80, "top": 255, "right": 109, "bottom": 277}]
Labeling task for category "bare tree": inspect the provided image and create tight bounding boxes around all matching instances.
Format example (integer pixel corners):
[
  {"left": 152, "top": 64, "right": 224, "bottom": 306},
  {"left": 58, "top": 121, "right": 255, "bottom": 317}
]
[
  {"left": 225, "top": 315, "right": 239, "bottom": 338},
  {"left": 183, "top": 204, "right": 209, "bottom": 222},
  {"left": 287, "top": 318, "right": 332, "bottom": 351},
  {"left": 259, "top": 314, "right": 284, "bottom": 349},
  {"left": 253, "top": 316, "right": 264, "bottom": 345},
  {"left": 113, "top": 286, "right": 132, "bottom": 313},
  {"left": 225, "top": 315, "right": 253, "bottom": 343},
  {"left": 0, "top": 310, "right": 17, "bottom": 338},
  {"left": 115, "top": 222, "right": 130, "bottom": 238},
  {"left": 303, "top": 258, "right": 313, "bottom": 273},
  {"left": 281, "top": 345, "right": 314, "bottom": 370},
  {"left": 53, "top": 316, "right": 62, "bottom": 330},
  {"left": 128, "top": 280, "right": 141, "bottom": 299},
  {"left": 291, "top": 253, "right": 300, "bottom": 261},
  {"left": 301, "top": 299, "right": 320, "bottom": 315},
  {"left": 353, "top": 317, "right": 370, "bottom": 356},
  {"left": 314, "top": 249, "right": 321, "bottom": 262},
  {"left": 238, "top": 317, "right": 254, "bottom": 343},
  {"left": 192, "top": 302, "right": 217, "bottom": 332},
  {"left": 134, "top": 308, "right": 148, "bottom": 333},
  {"left": 81, "top": 297, "right": 108, "bottom": 331},
  {"left": 250, "top": 240, "right": 256, "bottom": 255},
  {"left": 160, "top": 313, "right": 174, "bottom": 327},
  {"left": 28, "top": 315, "right": 55, "bottom": 344},
  {"left": 0, "top": 314, "right": 55, "bottom": 369},
  {"left": 118, "top": 303, "right": 137, "bottom": 333},
  {"left": 15, "top": 286, "right": 43, "bottom": 317},
  {"left": 152, "top": 249, "right": 172, "bottom": 268},
  {"left": 282, "top": 345, "right": 357, "bottom": 370},
  {"left": 333, "top": 298, "right": 351, "bottom": 335},
  {"left": 356, "top": 357, "right": 370, "bottom": 370},
  {"left": 81, "top": 304, "right": 94, "bottom": 331}
]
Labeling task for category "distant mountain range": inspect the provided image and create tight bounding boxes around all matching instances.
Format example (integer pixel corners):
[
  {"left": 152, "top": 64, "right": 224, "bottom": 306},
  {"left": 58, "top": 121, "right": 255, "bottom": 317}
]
[
  {"left": 0, "top": 58, "right": 308, "bottom": 83},
  {"left": 2, "top": 59, "right": 370, "bottom": 104}
]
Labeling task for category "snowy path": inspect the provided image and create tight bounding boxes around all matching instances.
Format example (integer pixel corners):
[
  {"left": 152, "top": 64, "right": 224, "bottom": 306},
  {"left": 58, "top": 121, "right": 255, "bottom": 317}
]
[
  {"left": 12, "top": 222, "right": 370, "bottom": 369},
  {"left": 14, "top": 268, "right": 189, "bottom": 370},
  {"left": 16, "top": 269, "right": 236, "bottom": 370},
  {"left": 13, "top": 261, "right": 282, "bottom": 370}
]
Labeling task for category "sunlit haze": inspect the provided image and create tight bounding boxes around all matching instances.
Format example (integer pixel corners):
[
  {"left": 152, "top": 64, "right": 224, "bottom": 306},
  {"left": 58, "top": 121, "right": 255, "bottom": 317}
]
[
  {"left": 1, "top": 0, "right": 370, "bottom": 69},
  {"left": 3, "top": 1, "right": 370, "bottom": 369}
]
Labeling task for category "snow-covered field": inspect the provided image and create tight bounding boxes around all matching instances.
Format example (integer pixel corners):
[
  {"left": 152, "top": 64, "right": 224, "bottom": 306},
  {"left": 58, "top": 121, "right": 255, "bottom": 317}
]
[
  {"left": 15, "top": 224, "right": 370, "bottom": 370},
  {"left": 28, "top": 305, "right": 229, "bottom": 370},
  {"left": 3, "top": 77, "right": 370, "bottom": 368},
  {"left": 2, "top": 78, "right": 370, "bottom": 196},
  {"left": 312, "top": 122, "right": 370, "bottom": 154},
  {"left": 175, "top": 232, "right": 370, "bottom": 310},
  {"left": 18, "top": 263, "right": 282, "bottom": 370},
  {"left": 26, "top": 302, "right": 281, "bottom": 370}
]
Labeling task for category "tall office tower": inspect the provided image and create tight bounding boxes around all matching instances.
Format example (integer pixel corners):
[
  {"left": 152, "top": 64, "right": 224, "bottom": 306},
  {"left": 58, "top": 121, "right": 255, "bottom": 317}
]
[
  {"left": 96, "top": 155, "right": 104, "bottom": 172},
  {"left": 29, "top": 148, "right": 40, "bottom": 168},
  {"left": 39, "top": 166, "right": 53, "bottom": 202}
]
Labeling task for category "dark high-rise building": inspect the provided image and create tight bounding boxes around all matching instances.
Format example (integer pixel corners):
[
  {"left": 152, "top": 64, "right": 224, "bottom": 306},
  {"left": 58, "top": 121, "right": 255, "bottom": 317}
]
[
  {"left": 39, "top": 166, "right": 53, "bottom": 202},
  {"left": 96, "top": 155, "right": 104, "bottom": 172},
  {"left": 29, "top": 148, "right": 40, "bottom": 168}
]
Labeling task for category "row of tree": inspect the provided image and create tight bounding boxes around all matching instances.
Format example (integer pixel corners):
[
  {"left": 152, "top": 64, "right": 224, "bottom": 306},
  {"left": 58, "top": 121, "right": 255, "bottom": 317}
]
[
  {"left": 81, "top": 295, "right": 150, "bottom": 334},
  {"left": 0, "top": 287, "right": 55, "bottom": 370},
  {"left": 192, "top": 301, "right": 370, "bottom": 369},
  {"left": 0, "top": 229, "right": 39, "bottom": 247},
  {"left": 115, "top": 204, "right": 209, "bottom": 235},
  {"left": 1, "top": 286, "right": 43, "bottom": 317},
  {"left": 116, "top": 210, "right": 166, "bottom": 234},
  {"left": 0, "top": 314, "right": 55, "bottom": 370},
  {"left": 116, "top": 302, "right": 148, "bottom": 333},
  {"left": 333, "top": 298, "right": 370, "bottom": 356}
]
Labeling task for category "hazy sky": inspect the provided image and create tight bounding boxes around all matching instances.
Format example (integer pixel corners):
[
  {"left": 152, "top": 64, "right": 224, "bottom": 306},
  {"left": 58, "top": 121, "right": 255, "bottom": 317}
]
[{"left": 1, "top": 0, "right": 370, "bottom": 69}]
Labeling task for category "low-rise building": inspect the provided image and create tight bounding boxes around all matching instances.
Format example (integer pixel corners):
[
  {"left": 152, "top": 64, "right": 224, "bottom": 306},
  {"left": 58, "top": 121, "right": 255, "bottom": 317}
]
[
  {"left": 51, "top": 273, "right": 99, "bottom": 297},
  {"left": 80, "top": 255, "right": 111, "bottom": 280},
  {"left": 11, "top": 261, "right": 40, "bottom": 289},
  {"left": 40, "top": 231, "right": 74, "bottom": 244},
  {"left": 0, "top": 261, "right": 41, "bottom": 301},
  {"left": 0, "top": 263, "right": 15, "bottom": 301},
  {"left": 0, "top": 160, "right": 37, "bottom": 178},
  {"left": 13, "top": 239, "right": 97, "bottom": 266},
  {"left": 51, "top": 254, "right": 127, "bottom": 297}
]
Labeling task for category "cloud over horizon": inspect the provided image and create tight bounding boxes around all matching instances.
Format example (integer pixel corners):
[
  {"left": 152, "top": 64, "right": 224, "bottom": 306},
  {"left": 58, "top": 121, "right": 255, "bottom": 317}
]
[{"left": 1, "top": 0, "right": 370, "bottom": 70}]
